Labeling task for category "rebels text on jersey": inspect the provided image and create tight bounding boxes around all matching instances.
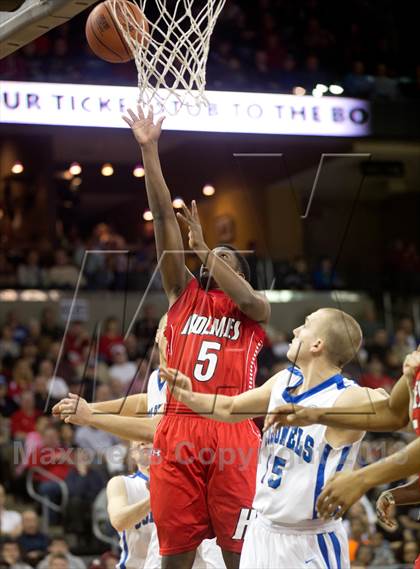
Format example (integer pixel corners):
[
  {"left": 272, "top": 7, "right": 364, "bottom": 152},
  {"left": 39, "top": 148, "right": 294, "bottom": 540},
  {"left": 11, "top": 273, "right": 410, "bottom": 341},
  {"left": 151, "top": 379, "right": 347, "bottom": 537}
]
[{"left": 165, "top": 278, "right": 265, "bottom": 414}]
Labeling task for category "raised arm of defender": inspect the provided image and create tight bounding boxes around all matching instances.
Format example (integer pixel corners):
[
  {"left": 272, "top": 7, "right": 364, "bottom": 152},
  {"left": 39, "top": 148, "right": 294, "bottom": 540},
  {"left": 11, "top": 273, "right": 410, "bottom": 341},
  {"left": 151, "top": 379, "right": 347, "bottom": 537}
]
[{"left": 122, "top": 106, "right": 192, "bottom": 304}]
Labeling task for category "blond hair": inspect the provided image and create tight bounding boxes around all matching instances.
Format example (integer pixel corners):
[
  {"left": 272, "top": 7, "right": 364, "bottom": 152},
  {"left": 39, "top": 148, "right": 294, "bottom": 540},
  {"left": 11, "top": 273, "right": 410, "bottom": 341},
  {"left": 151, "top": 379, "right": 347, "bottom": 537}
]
[{"left": 320, "top": 308, "right": 362, "bottom": 368}]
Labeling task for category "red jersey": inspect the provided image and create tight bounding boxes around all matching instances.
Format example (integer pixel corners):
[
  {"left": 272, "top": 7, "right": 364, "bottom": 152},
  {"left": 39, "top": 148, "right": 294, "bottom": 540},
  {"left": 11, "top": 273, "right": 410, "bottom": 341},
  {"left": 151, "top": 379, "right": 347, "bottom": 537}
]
[
  {"left": 165, "top": 278, "right": 265, "bottom": 414},
  {"left": 413, "top": 368, "right": 420, "bottom": 436}
]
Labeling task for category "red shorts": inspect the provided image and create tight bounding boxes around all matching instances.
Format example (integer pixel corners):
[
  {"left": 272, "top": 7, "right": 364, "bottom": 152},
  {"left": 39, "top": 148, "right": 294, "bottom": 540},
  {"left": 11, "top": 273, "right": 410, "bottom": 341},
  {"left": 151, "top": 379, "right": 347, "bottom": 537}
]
[
  {"left": 149, "top": 414, "right": 261, "bottom": 555},
  {"left": 415, "top": 555, "right": 420, "bottom": 569}
]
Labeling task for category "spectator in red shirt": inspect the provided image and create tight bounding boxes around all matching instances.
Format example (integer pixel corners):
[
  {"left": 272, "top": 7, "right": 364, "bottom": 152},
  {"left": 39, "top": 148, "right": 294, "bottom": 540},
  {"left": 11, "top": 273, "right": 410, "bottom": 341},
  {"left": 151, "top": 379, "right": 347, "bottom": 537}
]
[
  {"left": 63, "top": 322, "right": 89, "bottom": 367},
  {"left": 98, "top": 317, "right": 123, "bottom": 363},
  {"left": 28, "top": 426, "right": 74, "bottom": 524},
  {"left": 360, "top": 358, "right": 394, "bottom": 392},
  {"left": 10, "top": 391, "right": 41, "bottom": 441}
]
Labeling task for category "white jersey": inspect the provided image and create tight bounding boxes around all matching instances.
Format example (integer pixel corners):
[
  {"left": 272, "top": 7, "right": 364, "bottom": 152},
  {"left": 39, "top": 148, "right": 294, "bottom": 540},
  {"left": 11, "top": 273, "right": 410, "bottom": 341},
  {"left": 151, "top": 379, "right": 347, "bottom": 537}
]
[
  {"left": 147, "top": 369, "right": 167, "bottom": 416},
  {"left": 254, "top": 367, "right": 363, "bottom": 526},
  {"left": 144, "top": 369, "right": 226, "bottom": 569},
  {"left": 117, "top": 471, "right": 155, "bottom": 569}
]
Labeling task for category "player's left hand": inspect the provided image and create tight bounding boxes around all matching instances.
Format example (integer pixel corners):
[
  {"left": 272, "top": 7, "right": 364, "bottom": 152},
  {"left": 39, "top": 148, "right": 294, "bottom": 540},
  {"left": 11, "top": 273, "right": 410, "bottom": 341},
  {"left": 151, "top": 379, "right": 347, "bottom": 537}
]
[
  {"left": 55, "top": 393, "right": 93, "bottom": 426},
  {"left": 316, "top": 471, "right": 367, "bottom": 520},
  {"left": 176, "top": 200, "right": 206, "bottom": 252},
  {"left": 160, "top": 366, "right": 193, "bottom": 403},
  {"left": 263, "top": 404, "right": 317, "bottom": 431}
]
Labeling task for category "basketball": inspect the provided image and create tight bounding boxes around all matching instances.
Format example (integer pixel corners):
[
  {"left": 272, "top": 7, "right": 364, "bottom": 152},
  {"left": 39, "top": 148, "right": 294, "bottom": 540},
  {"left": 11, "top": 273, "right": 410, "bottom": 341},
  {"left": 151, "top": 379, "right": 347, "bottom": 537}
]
[{"left": 85, "top": 0, "right": 149, "bottom": 63}]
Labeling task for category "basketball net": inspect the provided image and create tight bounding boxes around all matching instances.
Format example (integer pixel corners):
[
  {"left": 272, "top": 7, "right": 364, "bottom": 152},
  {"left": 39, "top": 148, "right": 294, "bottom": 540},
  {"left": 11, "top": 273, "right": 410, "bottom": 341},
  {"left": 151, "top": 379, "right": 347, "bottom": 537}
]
[{"left": 109, "top": 0, "right": 226, "bottom": 113}]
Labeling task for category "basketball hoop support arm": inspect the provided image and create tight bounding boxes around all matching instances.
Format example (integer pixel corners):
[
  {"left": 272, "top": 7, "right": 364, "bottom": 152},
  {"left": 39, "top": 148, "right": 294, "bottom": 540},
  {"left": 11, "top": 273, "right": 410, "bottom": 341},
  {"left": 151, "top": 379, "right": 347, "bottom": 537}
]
[{"left": 0, "top": 0, "right": 97, "bottom": 59}]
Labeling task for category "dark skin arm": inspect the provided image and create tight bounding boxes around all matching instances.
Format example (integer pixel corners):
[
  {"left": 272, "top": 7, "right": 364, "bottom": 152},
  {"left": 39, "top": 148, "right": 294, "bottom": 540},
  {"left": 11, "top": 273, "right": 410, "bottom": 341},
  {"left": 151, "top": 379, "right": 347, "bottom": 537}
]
[
  {"left": 376, "top": 477, "right": 420, "bottom": 529},
  {"left": 177, "top": 201, "right": 270, "bottom": 323},
  {"left": 122, "top": 106, "right": 192, "bottom": 305}
]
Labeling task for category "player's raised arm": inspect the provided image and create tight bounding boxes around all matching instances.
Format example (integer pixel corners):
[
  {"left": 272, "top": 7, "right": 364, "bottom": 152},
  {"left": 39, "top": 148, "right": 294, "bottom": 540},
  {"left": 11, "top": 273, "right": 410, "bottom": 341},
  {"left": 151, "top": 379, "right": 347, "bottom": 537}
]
[
  {"left": 56, "top": 393, "right": 160, "bottom": 442},
  {"left": 107, "top": 476, "right": 150, "bottom": 532},
  {"left": 177, "top": 201, "right": 270, "bottom": 323},
  {"left": 160, "top": 366, "right": 275, "bottom": 422},
  {"left": 122, "top": 106, "right": 192, "bottom": 304}
]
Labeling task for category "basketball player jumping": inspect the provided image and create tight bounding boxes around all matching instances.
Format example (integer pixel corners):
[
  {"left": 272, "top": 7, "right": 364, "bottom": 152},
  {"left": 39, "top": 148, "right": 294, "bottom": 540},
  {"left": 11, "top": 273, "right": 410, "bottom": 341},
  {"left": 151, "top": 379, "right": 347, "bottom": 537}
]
[
  {"left": 160, "top": 308, "right": 388, "bottom": 568},
  {"left": 121, "top": 105, "right": 270, "bottom": 569}
]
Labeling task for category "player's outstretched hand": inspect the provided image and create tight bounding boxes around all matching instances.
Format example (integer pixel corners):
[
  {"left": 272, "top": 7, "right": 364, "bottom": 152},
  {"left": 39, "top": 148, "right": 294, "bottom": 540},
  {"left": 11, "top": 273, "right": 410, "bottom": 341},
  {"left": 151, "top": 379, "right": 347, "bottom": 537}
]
[
  {"left": 160, "top": 366, "right": 193, "bottom": 403},
  {"left": 176, "top": 200, "right": 206, "bottom": 252},
  {"left": 53, "top": 393, "right": 93, "bottom": 426},
  {"left": 122, "top": 105, "right": 165, "bottom": 147},
  {"left": 376, "top": 491, "right": 398, "bottom": 530},
  {"left": 263, "top": 404, "right": 318, "bottom": 431},
  {"left": 316, "top": 471, "right": 366, "bottom": 520},
  {"left": 403, "top": 345, "right": 420, "bottom": 382}
]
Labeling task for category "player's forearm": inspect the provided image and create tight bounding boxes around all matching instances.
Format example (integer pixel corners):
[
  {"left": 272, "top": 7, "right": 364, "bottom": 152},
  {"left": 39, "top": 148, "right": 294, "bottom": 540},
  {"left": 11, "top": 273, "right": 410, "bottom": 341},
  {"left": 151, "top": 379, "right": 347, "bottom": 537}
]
[
  {"left": 177, "top": 391, "right": 244, "bottom": 423},
  {"left": 110, "top": 498, "right": 150, "bottom": 532},
  {"left": 141, "top": 143, "right": 174, "bottom": 217},
  {"left": 87, "top": 413, "right": 159, "bottom": 442},
  {"left": 198, "top": 248, "right": 268, "bottom": 322},
  {"left": 91, "top": 394, "right": 148, "bottom": 417},
  {"left": 357, "top": 437, "right": 420, "bottom": 491},
  {"left": 316, "top": 398, "right": 408, "bottom": 432},
  {"left": 389, "top": 478, "right": 420, "bottom": 505}
]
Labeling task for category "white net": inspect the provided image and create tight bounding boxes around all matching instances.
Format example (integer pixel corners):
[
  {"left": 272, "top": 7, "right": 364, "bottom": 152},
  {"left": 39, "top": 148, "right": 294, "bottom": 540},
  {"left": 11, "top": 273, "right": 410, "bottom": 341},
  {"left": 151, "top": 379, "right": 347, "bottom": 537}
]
[{"left": 109, "top": 0, "right": 227, "bottom": 112}]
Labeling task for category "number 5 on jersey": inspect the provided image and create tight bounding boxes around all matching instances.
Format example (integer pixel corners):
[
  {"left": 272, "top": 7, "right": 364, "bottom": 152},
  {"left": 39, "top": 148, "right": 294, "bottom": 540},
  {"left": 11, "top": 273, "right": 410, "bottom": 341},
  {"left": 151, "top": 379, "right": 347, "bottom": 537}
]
[{"left": 194, "top": 341, "right": 221, "bottom": 382}]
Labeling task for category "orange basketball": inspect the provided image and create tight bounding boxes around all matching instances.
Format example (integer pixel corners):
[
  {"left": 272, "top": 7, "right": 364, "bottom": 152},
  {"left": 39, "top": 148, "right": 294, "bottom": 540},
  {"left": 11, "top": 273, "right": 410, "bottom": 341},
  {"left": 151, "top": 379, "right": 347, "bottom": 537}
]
[{"left": 85, "top": 0, "right": 149, "bottom": 63}]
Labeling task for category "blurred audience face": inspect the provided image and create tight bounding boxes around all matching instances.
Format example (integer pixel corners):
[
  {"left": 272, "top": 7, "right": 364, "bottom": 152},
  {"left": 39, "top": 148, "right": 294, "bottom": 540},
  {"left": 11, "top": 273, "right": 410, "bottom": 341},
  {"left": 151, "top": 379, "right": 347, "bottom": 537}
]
[
  {"left": 20, "top": 391, "right": 35, "bottom": 412},
  {"left": 367, "top": 358, "right": 384, "bottom": 376},
  {"left": 39, "top": 359, "right": 54, "bottom": 378},
  {"left": 42, "top": 426, "right": 60, "bottom": 448},
  {"left": 350, "top": 518, "right": 366, "bottom": 539},
  {"left": 1, "top": 541, "right": 21, "bottom": 564},
  {"left": 49, "top": 538, "right": 69, "bottom": 554},
  {"left": 54, "top": 250, "right": 69, "bottom": 266},
  {"left": 22, "top": 510, "right": 40, "bottom": 534},
  {"left": 60, "top": 424, "right": 74, "bottom": 446},
  {"left": 94, "top": 383, "right": 112, "bottom": 402},
  {"left": 35, "top": 415, "right": 50, "bottom": 434},
  {"left": 104, "top": 318, "right": 120, "bottom": 335},
  {"left": 111, "top": 345, "right": 128, "bottom": 364},
  {"left": 0, "top": 483, "right": 6, "bottom": 509},
  {"left": 355, "top": 544, "right": 373, "bottom": 565},
  {"left": 49, "top": 555, "right": 69, "bottom": 569},
  {"left": 403, "top": 541, "right": 419, "bottom": 564},
  {"left": 373, "top": 329, "right": 388, "bottom": 346}
]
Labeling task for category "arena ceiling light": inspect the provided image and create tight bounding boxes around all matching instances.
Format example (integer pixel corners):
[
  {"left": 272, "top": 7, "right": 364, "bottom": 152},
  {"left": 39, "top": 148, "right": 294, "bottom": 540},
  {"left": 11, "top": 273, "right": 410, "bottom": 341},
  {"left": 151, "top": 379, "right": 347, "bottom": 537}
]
[
  {"left": 172, "top": 197, "right": 184, "bottom": 209},
  {"left": 329, "top": 85, "right": 344, "bottom": 95},
  {"left": 202, "top": 184, "right": 215, "bottom": 197},
  {"left": 312, "top": 88, "right": 324, "bottom": 98},
  {"left": 11, "top": 161, "right": 24, "bottom": 174},
  {"left": 101, "top": 163, "right": 114, "bottom": 176},
  {"left": 133, "top": 164, "right": 145, "bottom": 178},
  {"left": 292, "top": 86, "right": 306, "bottom": 96},
  {"left": 143, "top": 209, "right": 153, "bottom": 221},
  {"left": 315, "top": 84, "right": 329, "bottom": 94},
  {"left": 69, "top": 161, "right": 82, "bottom": 175}
]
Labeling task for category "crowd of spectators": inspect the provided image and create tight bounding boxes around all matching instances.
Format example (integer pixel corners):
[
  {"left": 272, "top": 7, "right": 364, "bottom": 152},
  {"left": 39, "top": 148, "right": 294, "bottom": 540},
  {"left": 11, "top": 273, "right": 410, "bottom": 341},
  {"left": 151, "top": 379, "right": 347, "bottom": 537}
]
[
  {"left": 1, "top": 0, "right": 419, "bottom": 100},
  {"left": 2, "top": 220, "right": 419, "bottom": 294},
  {"left": 0, "top": 295, "right": 419, "bottom": 566}
]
